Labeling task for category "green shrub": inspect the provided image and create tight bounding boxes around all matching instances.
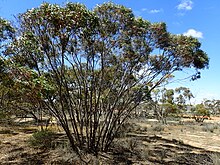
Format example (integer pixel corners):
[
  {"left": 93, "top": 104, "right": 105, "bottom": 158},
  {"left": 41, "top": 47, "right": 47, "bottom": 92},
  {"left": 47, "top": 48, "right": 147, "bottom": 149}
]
[{"left": 29, "top": 130, "right": 56, "bottom": 149}]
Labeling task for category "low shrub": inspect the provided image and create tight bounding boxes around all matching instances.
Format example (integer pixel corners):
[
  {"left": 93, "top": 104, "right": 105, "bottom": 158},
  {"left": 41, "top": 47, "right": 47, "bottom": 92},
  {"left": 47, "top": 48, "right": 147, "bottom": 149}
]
[
  {"left": 0, "top": 111, "right": 12, "bottom": 125},
  {"left": 29, "top": 129, "right": 56, "bottom": 149},
  {"left": 115, "top": 122, "right": 136, "bottom": 138},
  {"left": 202, "top": 124, "right": 218, "bottom": 133},
  {"left": 151, "top": 124, "right": 164, "bottom": 132},
  {"left": 111, "top": 137, "right": 142, "bottom": 155},
  {"left": 0, "top": 129, "right": 13, "bottom": 134},
  {"left": 137, "top": 149, "right": 150, "bottom": 160},
  {"left": 126, "top": 138, "right": 140, "bottom": 151}
]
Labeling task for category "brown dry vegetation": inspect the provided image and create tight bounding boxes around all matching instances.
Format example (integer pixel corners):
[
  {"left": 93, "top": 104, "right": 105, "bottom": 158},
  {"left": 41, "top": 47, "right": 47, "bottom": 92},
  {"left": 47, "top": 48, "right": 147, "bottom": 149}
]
[{"left": 0, "top": 118, "right": 220, "bottom": 164}]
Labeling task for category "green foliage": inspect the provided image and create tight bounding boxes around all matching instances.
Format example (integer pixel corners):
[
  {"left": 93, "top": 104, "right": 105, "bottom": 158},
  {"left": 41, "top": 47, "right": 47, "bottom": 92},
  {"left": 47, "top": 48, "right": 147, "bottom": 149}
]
[
  {"left": 162, "top": 103, "right": 178, "bottom": 114},
  {"left": 29, "top": 130, "right": 56, "bottom": 149},
  {"left": 0, "top": 18, "right": 15, "bottom": 84},
  {"left": 0, "top": 17, "right": 15, "bottom": 43},
  {"left": 194, "top": 104, "right": 210, "bottom": 116},
  {"left": 203, "top": 99, "right": 220, "bottom": 115},
  {"left": 175, "top": 87, "right": 194, "bottom": 111},
  {"left": 161, "top": 89, "right": 174, "bottom": 104},
  {"left": 150, "top": 86, "right": 194, "bottom": 124}
]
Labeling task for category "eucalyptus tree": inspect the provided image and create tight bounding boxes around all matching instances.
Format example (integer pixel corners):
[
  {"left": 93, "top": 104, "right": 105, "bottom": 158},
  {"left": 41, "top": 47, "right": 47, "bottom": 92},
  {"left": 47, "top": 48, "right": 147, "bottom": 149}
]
[
  {"left": 203, "top": 99, "right": 220, "bottom": 115},
  {"left": 212, "top": 100, "right": 220, "bottom": 115},
  {"left": 0, "top": 17, "right": 15, "bottom": 121},
  {"left": 175, "top": 87, "right": 194, "bottom": 113},
  {"left": 151, "top": 88, "right": 177, "bottom": 124},
  {"left": 4, "top": 2, "right": 209, "bottom": 154},
  {"left": 0, "top": 17, "right": 15, "bottom": 84}
]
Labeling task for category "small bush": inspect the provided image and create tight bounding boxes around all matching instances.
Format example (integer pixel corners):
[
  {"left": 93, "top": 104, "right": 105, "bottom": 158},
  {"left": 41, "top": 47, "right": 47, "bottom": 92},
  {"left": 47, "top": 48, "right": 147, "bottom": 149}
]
[
  {"left": 29, "top": 130, "right": 56, "bottom": 149},
  {"left": 202, "top": 124, "right": 218, "bottom": 133},
  {"left": 0, "top": 111, "right": 12, "bottom": 125},
  {"left": 137, "top": 149, "right": 150, "bottom": 160},
  {"left": 112, "top": 137, "right": 141, "bottom": 153},
  {"left": 126, "top": 138, "right": 139, "bottom": 151},
  {"left": 115, "top": 122, "right": 136, "bottom": 138},
  {"left": 151, "top": 124, "right": 164, "bottom": 132}
]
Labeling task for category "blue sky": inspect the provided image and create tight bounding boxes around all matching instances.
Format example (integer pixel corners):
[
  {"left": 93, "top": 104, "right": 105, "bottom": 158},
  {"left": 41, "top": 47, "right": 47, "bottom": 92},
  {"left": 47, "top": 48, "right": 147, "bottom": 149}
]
[{"left": 0, "top": 0, "right": 219, "bottom": 103}]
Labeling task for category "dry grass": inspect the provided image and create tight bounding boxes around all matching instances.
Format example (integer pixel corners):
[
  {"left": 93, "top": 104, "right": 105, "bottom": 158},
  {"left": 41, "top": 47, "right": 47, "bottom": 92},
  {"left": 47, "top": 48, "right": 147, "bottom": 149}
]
[
  {"left": 210, "top": 153, "right": 220, "bottom": 165},
  {"left": 0, "top": 118, "right": 220, "bottom": 164},
  {"left": 151, "top": 124, "right": 165, "bottom": 132}
]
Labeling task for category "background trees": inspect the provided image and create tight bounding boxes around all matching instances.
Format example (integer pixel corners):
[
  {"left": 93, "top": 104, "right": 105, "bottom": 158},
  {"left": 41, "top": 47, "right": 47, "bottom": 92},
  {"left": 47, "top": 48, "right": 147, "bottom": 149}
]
[
  {"left": 175, "top": 87, "right": 194, "bottom": 113},
  {"left": 203, "top": 99, "right": 220, "bottom": 115},
  {"left": 149, "top": 87, "right": 194, "bottom": 124},
  {"left": 1, "top": 2, "right": 209, "bottom": 154}
]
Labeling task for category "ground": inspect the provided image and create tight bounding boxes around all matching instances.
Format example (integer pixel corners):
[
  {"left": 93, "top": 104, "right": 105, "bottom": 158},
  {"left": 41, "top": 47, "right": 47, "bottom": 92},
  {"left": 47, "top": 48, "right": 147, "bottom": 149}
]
[{"left": 0, "top": 117, "right": 220, "bottom": 164}]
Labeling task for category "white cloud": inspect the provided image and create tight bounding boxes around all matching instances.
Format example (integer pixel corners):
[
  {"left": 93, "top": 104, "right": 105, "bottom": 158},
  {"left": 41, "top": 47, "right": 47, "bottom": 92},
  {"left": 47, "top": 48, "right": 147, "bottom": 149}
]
[
  {"left": 134, "top": 8, "right": 163, "bottom": 17},
  {"left": 177, "top": 0, "right": 193, "bottom": 10},
  {"left": 149, "top": 9, "right": 163, "bottom": 14},
  {"left": 183, "top": 29, "right": 203, "bottom": 38}
]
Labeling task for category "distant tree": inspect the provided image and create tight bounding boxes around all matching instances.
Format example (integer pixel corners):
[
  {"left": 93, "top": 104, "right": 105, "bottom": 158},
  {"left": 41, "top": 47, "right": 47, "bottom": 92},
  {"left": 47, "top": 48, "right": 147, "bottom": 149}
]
[
  {"left": 150, "top": 89, "right": 165, "bottom": 123},
  {"left": 3, "top": 2, "right": 209, "bottom": 154},
  {"left": 213, "top": 100, "right": 220, "bottom": 115},
  {"left": 175, "top": 87, "right": 194, "bottom": 113},
  {"left": 192, "top": 103, "right": 210, "bottom": 122},
  {"left": 203, "top": 99, "right": 220, "bottom": 116},
  {"left": 151, "top": 88, "right": 178, "bottom": 124},
  {"left": 161, "top": 88, "right": 174, "bottom": 104}
]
